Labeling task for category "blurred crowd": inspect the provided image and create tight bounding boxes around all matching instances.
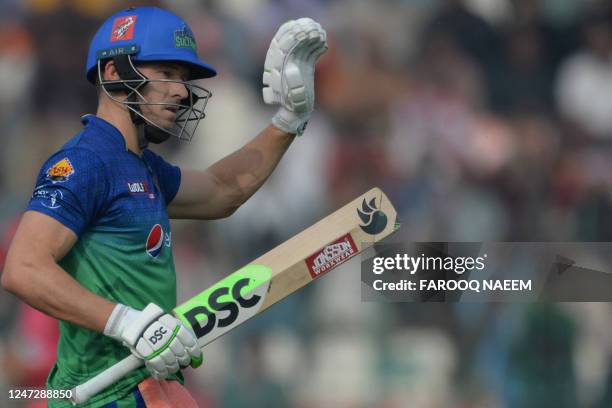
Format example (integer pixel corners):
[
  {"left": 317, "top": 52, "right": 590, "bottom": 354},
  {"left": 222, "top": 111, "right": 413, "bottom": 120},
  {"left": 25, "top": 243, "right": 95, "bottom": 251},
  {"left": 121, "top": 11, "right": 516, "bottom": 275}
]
[{"left": 2, "top": 0, "right": 612, "bottom": 407}]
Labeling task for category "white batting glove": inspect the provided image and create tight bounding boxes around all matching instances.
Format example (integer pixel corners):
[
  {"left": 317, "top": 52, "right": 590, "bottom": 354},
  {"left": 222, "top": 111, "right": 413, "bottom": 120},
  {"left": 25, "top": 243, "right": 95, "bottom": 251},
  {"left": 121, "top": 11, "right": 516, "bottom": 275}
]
[
  {"left": 104, "top": 303, "right": 203, "bottom": 380},
  {"left": 263, "top": 17, "right": 328, "bottom": 136}
]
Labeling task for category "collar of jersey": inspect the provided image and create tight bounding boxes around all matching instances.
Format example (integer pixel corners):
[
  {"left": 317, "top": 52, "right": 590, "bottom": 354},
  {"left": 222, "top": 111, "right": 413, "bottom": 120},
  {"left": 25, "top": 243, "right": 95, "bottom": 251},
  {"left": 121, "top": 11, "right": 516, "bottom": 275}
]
[{"left": 81, "top": 114, "right": 128, "bottom": 151}]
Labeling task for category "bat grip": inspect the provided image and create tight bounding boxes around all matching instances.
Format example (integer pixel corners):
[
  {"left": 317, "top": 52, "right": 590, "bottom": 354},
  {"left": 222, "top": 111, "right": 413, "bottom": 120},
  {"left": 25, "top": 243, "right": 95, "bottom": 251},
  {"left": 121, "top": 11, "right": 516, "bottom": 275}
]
[{"left": 69, "top": 355, "right": 143, "bottom": 405}]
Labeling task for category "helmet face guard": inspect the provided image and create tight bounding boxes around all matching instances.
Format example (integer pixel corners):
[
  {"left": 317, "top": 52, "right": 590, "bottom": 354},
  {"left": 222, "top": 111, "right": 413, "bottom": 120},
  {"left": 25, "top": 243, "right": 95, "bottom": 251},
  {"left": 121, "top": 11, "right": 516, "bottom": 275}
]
[
  {"left": 97, "top": 56, "right": 212, "bottom": 142},
  {"left": 86, "top": 7, "right": 217, "bottom": 144}
]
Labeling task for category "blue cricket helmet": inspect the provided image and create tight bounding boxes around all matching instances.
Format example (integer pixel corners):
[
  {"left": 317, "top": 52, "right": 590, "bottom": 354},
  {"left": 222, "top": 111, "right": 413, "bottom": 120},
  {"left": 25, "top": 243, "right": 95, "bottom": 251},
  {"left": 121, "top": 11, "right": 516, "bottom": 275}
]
[{"left": 86, "top": 6, "right": 217, "bottom": 83}]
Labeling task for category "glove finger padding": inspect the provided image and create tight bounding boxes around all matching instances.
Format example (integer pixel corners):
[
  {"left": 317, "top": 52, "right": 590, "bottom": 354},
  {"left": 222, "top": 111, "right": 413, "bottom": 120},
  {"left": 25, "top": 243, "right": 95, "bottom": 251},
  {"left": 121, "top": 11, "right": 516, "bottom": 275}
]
[
  {"left": 144, "top": 360, "right": 169, "bottom": 381},
  {"left": 264, "top": 18, "right": 327, "bottom": 110},
  {"left": 109, "top": 303, "right": 204, "bottom": 380},
  {"left": 175, "top": 323, "right": 203, "bottom": 368},
  {"left": 139, "top": 320, "right": 176, "bottom": 355},
  {"left": 263, "top": 17, "right": 328, "bottom": 135},
  {"left": 168, "top": 337, "right": 190, "bottom": 366},
  {"left": 305, "top": 32, "right": 327, "bottom": 63},
  {"left": 131, "top": 320, "right": 179, "bottom": 379},
  {"left": 284, "top": 62, "right": 307, "bottom": 113},
  {"left": 157, "top": 315, "right": 191, "bottom": 367}
]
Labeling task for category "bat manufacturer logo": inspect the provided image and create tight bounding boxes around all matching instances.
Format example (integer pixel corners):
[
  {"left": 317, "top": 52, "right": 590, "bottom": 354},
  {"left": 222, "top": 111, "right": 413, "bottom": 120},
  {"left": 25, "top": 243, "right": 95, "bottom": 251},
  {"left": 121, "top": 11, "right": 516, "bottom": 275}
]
[
  {"left": 182, "top": 278, "right": 262, "bottom": 338},
  {"left": 305, "top": 234, "right": 358, "bottom": 279},
  {"left": 111, "top": 16, "right": 137, "bottom": 42},
  {"left": 357, "top": 197, "right": 387, "bottom": 235},
  {"left": 174, "top": 265, "right": 272, "bottom": 345},
  {"left": 146, "top": 224, "right": 164, "bottom": 258}
]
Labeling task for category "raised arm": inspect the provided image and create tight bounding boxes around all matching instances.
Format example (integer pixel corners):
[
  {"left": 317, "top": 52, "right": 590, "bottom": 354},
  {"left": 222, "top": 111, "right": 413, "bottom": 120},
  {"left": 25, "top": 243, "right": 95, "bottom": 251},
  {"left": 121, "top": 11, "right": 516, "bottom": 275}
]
[{"left": 169, "top": 18, "right": 327, "bottom": 220}]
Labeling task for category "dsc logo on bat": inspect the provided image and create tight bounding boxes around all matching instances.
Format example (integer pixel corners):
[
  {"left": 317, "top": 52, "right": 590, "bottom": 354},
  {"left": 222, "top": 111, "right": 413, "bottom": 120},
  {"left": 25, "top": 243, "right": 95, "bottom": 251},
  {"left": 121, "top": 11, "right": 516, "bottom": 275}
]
[{"left": 181, "top": 277, "right": 264, "bottom": 339}]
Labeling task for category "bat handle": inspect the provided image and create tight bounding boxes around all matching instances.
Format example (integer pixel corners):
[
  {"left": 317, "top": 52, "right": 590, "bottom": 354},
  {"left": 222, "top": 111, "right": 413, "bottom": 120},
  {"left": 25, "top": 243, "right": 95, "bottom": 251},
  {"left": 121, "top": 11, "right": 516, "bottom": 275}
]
[{"left": 69, "top": 355, "right": 143, "bottom": 405}]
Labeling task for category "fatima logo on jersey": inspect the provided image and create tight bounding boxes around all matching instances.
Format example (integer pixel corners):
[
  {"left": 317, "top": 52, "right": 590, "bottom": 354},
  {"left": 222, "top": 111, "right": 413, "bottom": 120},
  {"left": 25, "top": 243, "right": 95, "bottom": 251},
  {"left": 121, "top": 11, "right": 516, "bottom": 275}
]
[
  {"left": 146, "top": 224, "right": 172, "bottom": 258},
  {"left": 46, "top": 158, "right": 74, "bottom": 183}
]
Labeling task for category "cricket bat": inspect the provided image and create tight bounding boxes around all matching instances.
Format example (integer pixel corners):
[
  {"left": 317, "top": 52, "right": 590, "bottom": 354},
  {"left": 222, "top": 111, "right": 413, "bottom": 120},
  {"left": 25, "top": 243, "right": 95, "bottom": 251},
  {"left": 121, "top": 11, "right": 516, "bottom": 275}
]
[{"left": 70, "top": 187, "right": 399, "bottom": 405}]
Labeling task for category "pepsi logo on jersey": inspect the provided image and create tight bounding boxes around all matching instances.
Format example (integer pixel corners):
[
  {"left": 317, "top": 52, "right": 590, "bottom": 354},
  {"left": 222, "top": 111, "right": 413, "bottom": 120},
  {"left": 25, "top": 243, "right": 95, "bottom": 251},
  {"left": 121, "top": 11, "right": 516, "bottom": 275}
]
[{"left": 146, "top": 224, "right": 172, "bottom": 258}]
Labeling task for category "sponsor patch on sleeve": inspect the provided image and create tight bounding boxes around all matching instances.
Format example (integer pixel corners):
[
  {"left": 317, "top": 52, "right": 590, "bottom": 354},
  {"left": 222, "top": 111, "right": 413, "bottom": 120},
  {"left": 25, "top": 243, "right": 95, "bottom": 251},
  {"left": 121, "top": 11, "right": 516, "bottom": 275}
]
[
  {"left": 32, "top": 187, "right": 63, "bottom": 210},
  {"left": 46, "top": 158, "right": 74, "bottom": 183}
]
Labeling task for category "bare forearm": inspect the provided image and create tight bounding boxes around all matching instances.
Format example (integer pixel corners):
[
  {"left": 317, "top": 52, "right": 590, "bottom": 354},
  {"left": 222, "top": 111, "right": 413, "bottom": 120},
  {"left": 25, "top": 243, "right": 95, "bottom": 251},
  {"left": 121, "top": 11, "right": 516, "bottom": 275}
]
[
  {"left": 2, "top": 259, "right": 114, "bottom": 332},
  {"left": 208, "top": 124, "right": 295, "bottom": 204},
  {"left": 169, "top": 125, "right": 297, "bottom": 219}
]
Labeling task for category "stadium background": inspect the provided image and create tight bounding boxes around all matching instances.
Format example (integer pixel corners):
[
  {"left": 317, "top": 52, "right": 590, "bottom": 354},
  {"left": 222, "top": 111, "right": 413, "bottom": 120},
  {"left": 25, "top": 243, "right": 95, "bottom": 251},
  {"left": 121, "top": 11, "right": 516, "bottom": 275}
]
[{"left": 1, "top": 0, "right": 612, "bottom": 406}]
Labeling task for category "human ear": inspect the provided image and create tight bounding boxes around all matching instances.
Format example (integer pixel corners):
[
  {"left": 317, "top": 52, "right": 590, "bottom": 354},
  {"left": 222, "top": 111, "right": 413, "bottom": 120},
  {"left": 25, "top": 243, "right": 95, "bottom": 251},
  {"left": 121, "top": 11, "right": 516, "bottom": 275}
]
[{"left": 102, "top": 60, "right": 121, "bottom": 82}]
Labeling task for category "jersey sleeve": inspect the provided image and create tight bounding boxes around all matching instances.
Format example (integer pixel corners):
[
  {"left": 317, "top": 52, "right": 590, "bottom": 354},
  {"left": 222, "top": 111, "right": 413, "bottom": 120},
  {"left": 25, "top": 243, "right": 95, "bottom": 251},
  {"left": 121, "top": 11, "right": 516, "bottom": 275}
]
[
  {"left": 26, "top": 148, "right": 110, "bottom": 237},
  {"left": 142, "top": 149, "right": 182, "bottom": 205}
]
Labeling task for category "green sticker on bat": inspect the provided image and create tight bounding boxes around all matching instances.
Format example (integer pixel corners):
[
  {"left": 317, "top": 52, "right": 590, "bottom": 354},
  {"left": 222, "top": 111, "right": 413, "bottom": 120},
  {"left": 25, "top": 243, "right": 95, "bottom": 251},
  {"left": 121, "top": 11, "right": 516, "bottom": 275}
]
[{"left": 174, "top": 264, "right": 272, "bottom": 342}]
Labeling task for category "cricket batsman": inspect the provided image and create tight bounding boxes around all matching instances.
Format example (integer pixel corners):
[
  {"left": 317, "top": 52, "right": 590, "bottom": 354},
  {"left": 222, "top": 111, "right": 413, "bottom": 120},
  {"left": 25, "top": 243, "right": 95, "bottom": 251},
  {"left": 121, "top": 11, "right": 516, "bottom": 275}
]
[{"left": 1, "top": 6, "right": 327, "bottom": 407}]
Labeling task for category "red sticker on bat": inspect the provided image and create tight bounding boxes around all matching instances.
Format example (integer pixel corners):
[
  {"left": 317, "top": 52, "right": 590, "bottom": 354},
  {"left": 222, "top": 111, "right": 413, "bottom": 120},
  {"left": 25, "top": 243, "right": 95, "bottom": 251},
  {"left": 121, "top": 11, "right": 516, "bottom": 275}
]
[{"left": 305, "top": 233, "right": 358, "bottom": 279}]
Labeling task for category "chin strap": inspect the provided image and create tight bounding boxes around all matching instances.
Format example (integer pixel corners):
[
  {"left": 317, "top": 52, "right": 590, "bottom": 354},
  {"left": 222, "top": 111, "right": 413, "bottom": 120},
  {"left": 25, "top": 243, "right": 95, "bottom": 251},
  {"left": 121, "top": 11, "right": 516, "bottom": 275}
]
[
  {"left": 137, "top": 124, "right": 149, "bottom": 150},
  {"left": 128, "top": 95, "right": 170, "bottom": 148}
]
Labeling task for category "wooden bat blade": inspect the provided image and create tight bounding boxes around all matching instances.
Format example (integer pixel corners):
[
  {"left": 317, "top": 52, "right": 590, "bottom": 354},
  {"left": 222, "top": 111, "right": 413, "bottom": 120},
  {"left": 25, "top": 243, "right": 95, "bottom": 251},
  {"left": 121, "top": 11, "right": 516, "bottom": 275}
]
[{"left": 174, "top": 186, "right": 400, "bottom": 348}]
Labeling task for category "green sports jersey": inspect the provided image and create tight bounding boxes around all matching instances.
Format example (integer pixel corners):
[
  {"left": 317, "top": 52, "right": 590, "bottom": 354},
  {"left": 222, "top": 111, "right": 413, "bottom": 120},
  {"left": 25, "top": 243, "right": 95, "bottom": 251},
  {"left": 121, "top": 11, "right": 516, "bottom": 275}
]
[{"left": 27, "top": 116, "right": 184, "bottom": 407}]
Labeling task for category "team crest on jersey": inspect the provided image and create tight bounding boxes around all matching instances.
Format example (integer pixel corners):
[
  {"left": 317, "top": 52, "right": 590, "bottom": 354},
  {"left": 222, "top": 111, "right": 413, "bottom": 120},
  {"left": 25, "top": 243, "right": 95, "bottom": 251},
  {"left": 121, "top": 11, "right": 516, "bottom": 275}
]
[
  {"left": 46, "top": 158, "right": 74, "bottom": 183},
  {"left": 111, "top": 16, "right": 137, "bottom": 42}
]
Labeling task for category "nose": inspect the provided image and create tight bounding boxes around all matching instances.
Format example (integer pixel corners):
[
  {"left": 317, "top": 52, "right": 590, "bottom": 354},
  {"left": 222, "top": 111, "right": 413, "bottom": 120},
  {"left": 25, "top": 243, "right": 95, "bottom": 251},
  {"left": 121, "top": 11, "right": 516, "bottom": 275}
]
[{"left": 171, "top": 81, "right": 189, "bottom": 100}]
